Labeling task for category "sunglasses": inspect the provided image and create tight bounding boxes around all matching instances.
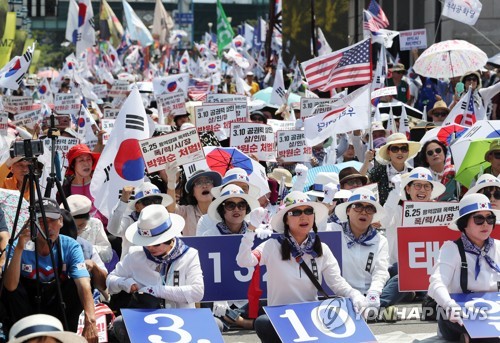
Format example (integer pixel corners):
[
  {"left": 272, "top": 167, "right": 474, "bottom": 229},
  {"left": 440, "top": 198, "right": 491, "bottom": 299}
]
[
  {"left": 426, "top": 147, "right": 443, "bottom": 156},
  {"left": 471, "top": 214, "right": 496, "bottom": 225},
  {"left": 464, "top": 77, "right": 478, "bottom": 82},
  {"left": 389, "top": 145, "right": 409, "bottom": 153},
  {"left": 479, "top": 187, "right": 500, "bottom": 200},
  {"left": 411, "top": 182, "right": 433, "bottom": 191},
  {"left": 493, "top": 152, "right": 500, "bottom": 160},
  {"left": 138, "top": 196, "right": 163, "bottom": 207},
  {"left": 350, "top": 203, "right": 377, "bottom": 214},
  {"left": 432, "top": 112, "right": 448, "bottom": 117},
  {"left": 288, "top": 207, "right": 315, "bottom": 217},
  {"left": 150, "top": 239, "right": 173, "bottom": 247},
  {"left": 223, "top": 201, "right": 248, "bottom": 211},
  {"left": 344, "top": 179, "right": 363, "bottom": 187}
]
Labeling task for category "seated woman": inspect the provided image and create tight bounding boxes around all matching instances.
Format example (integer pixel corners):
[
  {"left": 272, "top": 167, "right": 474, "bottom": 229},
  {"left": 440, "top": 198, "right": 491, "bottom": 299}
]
[
  {"left": 464, "top": 173, "right": 500, "bottom": 209},
  {"left": 331, "top": 188, "right": 391, "bottom": 319},
  {"left": 107, "top": 205, "right": 204, "bottom": 342},
  {"left": 428, "top": 193, "right": 500, "bottom": 342},
  {"left": 236, "top": 191, "right": 366, "bottom": 343}
]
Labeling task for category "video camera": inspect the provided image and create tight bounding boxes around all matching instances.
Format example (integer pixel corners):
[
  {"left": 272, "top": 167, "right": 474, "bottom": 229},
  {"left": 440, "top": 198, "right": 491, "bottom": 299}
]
[{"left": 10, "top": 139, "right": 44, "bottom": 159}]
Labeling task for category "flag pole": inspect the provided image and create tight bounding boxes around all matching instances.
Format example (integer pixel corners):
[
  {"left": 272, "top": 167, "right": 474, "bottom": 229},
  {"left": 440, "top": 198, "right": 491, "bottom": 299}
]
[
  {"left": 264, "top": 0, "right": 276, "bottom": 67},
  {"left": 311, "top": 0, "right": 318, "bottom": 57}
]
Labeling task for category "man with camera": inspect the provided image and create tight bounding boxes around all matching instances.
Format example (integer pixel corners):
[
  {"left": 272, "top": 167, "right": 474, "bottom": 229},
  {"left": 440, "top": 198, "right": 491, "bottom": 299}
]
[
  {"left": 1, "top": 157, "right": 31, "bottom": 200},
  {"left": 2, "top": 198, "right": 98, "bottom": 342}
]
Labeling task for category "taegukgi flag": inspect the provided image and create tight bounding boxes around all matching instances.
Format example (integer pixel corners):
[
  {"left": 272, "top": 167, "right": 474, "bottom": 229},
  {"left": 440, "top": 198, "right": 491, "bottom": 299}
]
[
  {"left": 304, "top": 84, "right": 371, "bottom": 146},
  {"left": 90, "top": 88, "right": 152, "bottom": 218}
]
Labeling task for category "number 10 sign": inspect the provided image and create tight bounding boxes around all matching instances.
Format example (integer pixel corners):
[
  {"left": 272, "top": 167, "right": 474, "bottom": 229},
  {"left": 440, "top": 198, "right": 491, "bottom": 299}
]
[{"left": 265, "top": 298, "right": 376, "bottom": 342}]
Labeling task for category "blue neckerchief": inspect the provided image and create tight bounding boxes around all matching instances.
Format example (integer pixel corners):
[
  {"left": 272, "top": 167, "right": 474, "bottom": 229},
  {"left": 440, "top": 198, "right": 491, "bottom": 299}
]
[
  {"left": 143, "top": 238, "right": 190, "bottom": 283},
  {"left": 342, "top": 222, "right": 378, "bottom": 249},
  {"left": 461, "top": 233, "right": 500, "bottom": 280},
  {"left": 327, "top": 213, "right": 341, "bottom": 224},
  {"left": 277, "top": 232, "right": 318, "bottom": 262},
  {"left": 216, "top": 221, "right": 248, "bottom": 235},
  {"left": 129, "top": 211, "right": 139, "bottom": 222}
]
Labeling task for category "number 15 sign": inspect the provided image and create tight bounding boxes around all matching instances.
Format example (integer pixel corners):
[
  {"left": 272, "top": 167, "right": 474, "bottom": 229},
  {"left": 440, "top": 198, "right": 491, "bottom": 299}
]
[{"left": 265, "top": 298, "right": 376, "bottom": 342}]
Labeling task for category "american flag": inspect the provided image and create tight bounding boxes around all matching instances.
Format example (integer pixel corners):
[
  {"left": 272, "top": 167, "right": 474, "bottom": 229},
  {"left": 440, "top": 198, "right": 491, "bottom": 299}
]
[
  {"left": 367, "top": 0, "right": 389, "bottom": 29},
  {"left": 301, "top": 38, "right": 372, "bottom": 92},
  {"left": 188, "top": 80, "right": 211, "bottom": 102},
  {"left": 363, "top": 10, "right": 380, "bottom": 33},
  {"left": 442, "top": 148, "right": 455, "bottom": 186},
  {"left": 461, "top": 91, "right": 476, "bottom": 126}
]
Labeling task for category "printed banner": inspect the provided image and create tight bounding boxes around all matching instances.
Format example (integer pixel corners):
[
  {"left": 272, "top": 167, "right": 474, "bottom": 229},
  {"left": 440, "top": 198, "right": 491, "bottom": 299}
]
[
  {"left": 139, "top": 127, "right": 204, "bottom": 173},
  {"left": 442, "top": 0, "right": 482, "bottom": 25},
  {"left": 108, "top": 80, "right": 129, "bottom": 98},
  {"left": 12, "top": 109, "right": 41, "bottom": 130},
  {"left": 42, "top": 136, "right": 80, "bottom": 170},
  {"left": 183, "top": 232, "right": 342, "bottom": 301},
  {"left": 156, "top": 92, "right": 186, "bottom": 117},
  {"left": 402, "top": 201, "right": 460, "bottom": 227},
  {"left": 54, "top": 93, "right": 80, "bottom": 115},
  {"left": 398, "top": 29, "right": 427, "bottom": 51},
  {"left": 103, "top": 108, "right": 120, "bottom": 119},
  {"left": 0, "top": 113, "right": 8, "bottom": 136},
  {"left": 92, "top": 84, "right": 108, "bottom": 99},
  {"left": 276, "top": 130, "right": 312, "bottom": 162},
  {"left": 300, "top": 93, "right": 346, "bottom": 120},
  {"left": 3, "top": 96, "right": 35, "bottom": 114},
  {"left": 101, "top": 119, "right": 115, "bottom": 144},
  {"left": 230, "top": 122, "right": 275, "bottom": 161},
  {"left": 206, "top": 93, "right": 247, "bottom": 103},
  {"left": 267, "top": 119, "right": 296, "bottom": 132},
  {"left": 194, "top": 103, "right": 237, "bottom": 135},
  {"left": 265, "top": 299, "right": 376, "bottom": 343},
  {"left": 371, "top": 86, "right": 397, "bottom": 99}
]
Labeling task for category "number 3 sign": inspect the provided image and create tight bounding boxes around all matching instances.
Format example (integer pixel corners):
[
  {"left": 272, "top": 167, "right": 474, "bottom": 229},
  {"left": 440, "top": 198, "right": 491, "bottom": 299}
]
[
  {"left": 265, "top": 299, "right": 376, "bottom": 342},
  {"left": 122, "top": 308, "right": 224, "bottom": 343}
]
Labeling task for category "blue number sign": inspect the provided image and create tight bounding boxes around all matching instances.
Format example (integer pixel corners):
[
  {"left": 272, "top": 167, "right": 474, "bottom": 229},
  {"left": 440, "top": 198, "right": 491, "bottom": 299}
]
[
  {"left": 183, "top": 231, "right": 342, "bottom": 302},
  {"left": 265, "top": 298, "right": 376, "bottom": 342},
  {"left": 122, "top": 308, "right": 223, "bottom": 343},
  {"left": 451, "top": 292, "right": 500, "bottom": 339}
]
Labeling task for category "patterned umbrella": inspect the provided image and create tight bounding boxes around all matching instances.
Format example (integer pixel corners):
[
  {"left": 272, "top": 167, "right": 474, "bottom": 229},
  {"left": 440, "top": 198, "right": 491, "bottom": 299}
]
[
  {"left": 414, "top": 40, "right": 488, "bottom": 78},
  {"left": 420, "top": 124, "right": 469, "bottom": 146},
  {"left": 0, "top": 189, "right": 29, "bottom": 236},
  {"left": 292, "top": 161, "right": 363, "bottom": 192}
]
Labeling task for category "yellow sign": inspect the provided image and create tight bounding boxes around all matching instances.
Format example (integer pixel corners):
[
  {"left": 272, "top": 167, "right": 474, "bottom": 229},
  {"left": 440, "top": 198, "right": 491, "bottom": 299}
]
[{"left": 0, "top": 13, "right": 17, "bottom": 68}]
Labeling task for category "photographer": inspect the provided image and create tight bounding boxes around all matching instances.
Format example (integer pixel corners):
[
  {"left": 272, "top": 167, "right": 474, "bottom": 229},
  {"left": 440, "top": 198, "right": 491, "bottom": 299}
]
[
  {"left": 1, "top": 157, "right": 31, "bottom": 200},
  {"left": 2, "top": 198, "right": 98, "bottom": 342}
]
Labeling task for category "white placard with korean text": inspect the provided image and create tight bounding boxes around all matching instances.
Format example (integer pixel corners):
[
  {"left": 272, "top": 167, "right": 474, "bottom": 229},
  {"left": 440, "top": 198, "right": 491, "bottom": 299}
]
[
  {"left": 92, "top": 84, "right": 108, "bottom": 99},
  {"left": 42, "top": 136, "right": 80, "bottom": 169},
  {"left": 276, "top": 130, "right": 312, "bottom": 162},
  {"left": 139, "top": 127, "right": 205, "bottom": 173},
  {"left": 399, "top": 29, "right": 427, "bottom": 51},
  {"left": 442, "top": 0, "right": 482, "bottom": 25},
  {"left": 3, "top": 96, "right": 35, "bottom": 114},
  {"left": 401, "top": 201, "right": 460, "bottom": 227},
  {"left": 101, "top": 119, "right": 115, "bottom": 145},
  {"left": 0, "top": 113, "right": 8, "bottom": 136},
  {"left": 300, "top": 93, "right": 345, "bottom": 120},
  {"left": 156, "top": 92, "right": 186, "bottom": 116},
  {"left": 194, "top": 103, "right": 237, "bottom": 136},
  {"left": 103, "top": 108, "right": 120, "bottom": 119},
  {"left": 108, "top": 80, "right": 129, "bottom": 98},
  {"left": 206, "top": 94, "right": 247, "bottom": 103},
  {"left": 12, "top": 109, "right": 41, "bottom": 130},
  {"left": 267, "top": 119, "right": 296, "bottom": 132},
  {"left": 54, "top": 93, "right": 80, "bottom": 115},
  {"left": 230, "top": 122, "right": 275, "bottom": 161},
  {"left": 371, "top": 86, "right": 397, "bottom": 99}
]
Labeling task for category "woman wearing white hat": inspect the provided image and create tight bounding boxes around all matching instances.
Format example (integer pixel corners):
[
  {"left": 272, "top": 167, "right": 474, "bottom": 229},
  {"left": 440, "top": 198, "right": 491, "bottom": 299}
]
[
  {"left": 236, "top": 191, "right": 366, "bottom": 342},
  {"left": 331, "top": 189, "right": 393, "bottom": 320},
  {"left": 108, "top": 182, "right": 173, "bottom": 260},
  {"left": 429, "top": 194, "right": 500, "bottom": 342},
  {"left": 360, "top": 133, "right": 421, "bottom": 205},
  {"left": 465, "top": 173, "right": 500, "bottom": 210},
  {"left": 108, "top": 205, "right": 204, "bottom": 342},
  {"left": 8, "top": 314, "right": 86, "bottom": 343}
]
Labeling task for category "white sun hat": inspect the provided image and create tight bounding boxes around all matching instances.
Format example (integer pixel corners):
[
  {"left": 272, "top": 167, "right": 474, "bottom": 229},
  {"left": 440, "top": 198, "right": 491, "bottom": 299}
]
[
  {"left": 449, "top": 193, "right": 500, "bottom": 231},
  {"left": 127, "top": 182, "right": 173, "bottom": 211},
  {"left": 400, "top": 167, "right": 446, "bottom": 200},
  {"left": 465, "top": 174, "right": 500, "bottom": 196},
  {"left": 8, "top": 314, "right": 86, "bottom": 343},
  {"left": 335, "top": 188, "right": 386, "bottom": 223},
  {"left": 211, "top": 167, "right": 260, "bottom": 198},
  {"left": 207, "top": 184, "right": 260, "bottom": 222}
]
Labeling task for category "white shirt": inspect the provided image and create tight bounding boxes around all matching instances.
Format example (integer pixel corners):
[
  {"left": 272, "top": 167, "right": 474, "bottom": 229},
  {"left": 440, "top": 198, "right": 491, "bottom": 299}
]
[
  {"left": 331, "top": 224, "right": 390, "bottom": 295},
  {"left": 428, "top": 240, "right": 500, "bottom": 308},
  {"left": 107, "top": 245, "right": 204, "bottom": 309},
  {"left": 236, "top": 232, "right": 364, "bottom": 306},
  {"left": 107, "top": 200, "right": 135, "bottom": 260},
  {"left": 79, "top": 218, "right": 113, "bottom": 263}
]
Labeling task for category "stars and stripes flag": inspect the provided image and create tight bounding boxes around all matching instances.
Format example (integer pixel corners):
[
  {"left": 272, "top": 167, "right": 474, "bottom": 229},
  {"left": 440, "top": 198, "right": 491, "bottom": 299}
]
[
  {"left": 363, "top": 10, "right": 380, "bottom": 33},
  {"left": 301, "top": 38, "right": 372, "bottom": 92},
  {"left": 443, "top": 87, "right": 477, "bottom": 127},
  {"left": 367, "top": 0, "right": 389, "bottom": 29}
]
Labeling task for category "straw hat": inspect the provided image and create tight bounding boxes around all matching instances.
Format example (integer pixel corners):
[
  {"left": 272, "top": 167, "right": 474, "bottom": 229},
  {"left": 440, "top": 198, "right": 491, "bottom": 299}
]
[
  {"left": 428, "top": 100, "right": 450, "bottom": 117},
  {"left": 125, "top": 205, "right": 184, "bottom": 246},
  {"left": 127, "top": 182, "right": 173, "bottom": 210},
  {"left": 211, "top": 168, "right": 260, "bottom": 198},
  {"left": 267, "top": 168, "right": 293, "bottom": 188},
  {"left": 270, "top": 191, "right": 328, "bottom": 233},
  {"left": 400, "top": 167, "right": 446, "bottom": 200},
  {"left": 378, "top": 133, "right": 421, "bottom": 161},
  {"left": 465, "top": 174, "right": 500, "bottom": 196},
  {"left": 391, "top": 63, "right": 407, "bottom": 73},
  {"left": 8, "top": 314, "right": 86, "bottom": 343},
  {"left": 306, "top": 172, "right": 340, "bottom": 198},
  {"left": 335, "top": 188, "right": 385, "bottom": 223},
  {"left": 449, "top": 193, "right": 500, "bottom": 231},
  {"left": 207, "top": 184, "right": 260, "bottom": 222},
  {"left": 484, "top": 140, "right": 500, "bottom": 161}
]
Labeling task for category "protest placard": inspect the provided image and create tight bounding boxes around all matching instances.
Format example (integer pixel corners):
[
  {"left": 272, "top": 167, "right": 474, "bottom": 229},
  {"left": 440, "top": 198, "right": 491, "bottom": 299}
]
[
  {"left": 103, "top": 108, "right": 120, "bottom": 119},
  {"left": 371, "top": 86, "right": 397, "bottom": 99},
  {"left": 92, "top": 84, "right": 108, "bottom": 99},
  {"left": 442, "top": 0, "right": 482, "bottom": 25},
  {"left": 276, "top": 130, "right": 312, "bottom": 162},
  {"left": 300, "top": 93, "right": 345, "bottom": 120},
  {"left": 194, "top": 103, "right": 237, "bottom": 135},
  {"left": 108, "top": 80, "right": 129, "bottom": 98},
  {"left": 206, "top": 93, "right": 247, "bottom": 103},
  {"left": 399, "top": 29, "right": 427, "bottom": 51},
  {"left": 402, "top": 201, "right": 459, "bottom": 227},
  {"left": 139, "top": 127, "right": 204, "bottom": 173},
  {"left": 267, "top": 119, "right": 296, "bottom": 132},
  {"left": 156, "top": 91, "right": 186, "bottom": 117},
  {"left": 452, "top": 292, "right": 500, "bottom": 339},
  {"left": 12, "top": 109, "right": 41, "bottom": 130},
  {"left": 54, "top": 93, "right": 80, "bottom": 115},
  {"left": 42, "top": 136, "right": 80, "bottom": 169},
  {"left": 101, "top": 119, "right": 114, "bottom": 144},
  {"left": 0, "top": 113, "right": 8, "bottom": 136},
  {"left": 3, "top": 96, "right": 36, "bottom": 114},
  {"left": 230, "top": 122, "right": 275, "bottom": 161}
]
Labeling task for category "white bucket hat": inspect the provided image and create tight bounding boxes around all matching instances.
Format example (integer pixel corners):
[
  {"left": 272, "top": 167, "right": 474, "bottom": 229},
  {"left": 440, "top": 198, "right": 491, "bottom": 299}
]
[
  {"left": 211, "top": 167, "right": 260, "bottom": 198},
  {"left": 400, "top": 167, "right": 446, "bottom": 200},
  {"left": 335, "top": 188, "right": 386, "bottom": 223},
  {"left": 465, "top": 174, "right": 500, "bottom": 196},
  {"left": 306, "top": 172, "right": 340, "bottom": 198},
  {"left": 270, "top": 191, "right": 328, "bottom": 234},
  {"left": 64, "top": 194, "right": 92, "bottom": 216},
  {"left": 127, "top": 182, "right": 173, "bottom": 210},
  {"left": 378, "top": 133, "right": 421, "bottom": 161},
  {"left": 8, "top": 314, "right": 86, "bottom": 343},
  {"left": 125, "top": 204, "right": 185, "bottom": 246},
  {"left": 449, "top": 193, "right": 500, "bottom": 231},
  {"left": 207, "top": 184, "right": 260, "bottom": 222}
]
